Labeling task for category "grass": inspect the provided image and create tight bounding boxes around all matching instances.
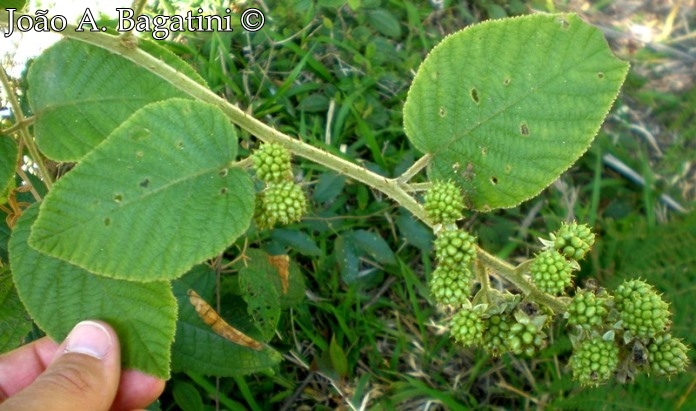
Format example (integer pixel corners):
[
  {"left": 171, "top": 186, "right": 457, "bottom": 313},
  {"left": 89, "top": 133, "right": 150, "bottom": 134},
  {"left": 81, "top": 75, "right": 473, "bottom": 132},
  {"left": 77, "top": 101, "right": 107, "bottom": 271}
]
[{"left": 140, "top": 1, "right": 696, "bottom": 409}]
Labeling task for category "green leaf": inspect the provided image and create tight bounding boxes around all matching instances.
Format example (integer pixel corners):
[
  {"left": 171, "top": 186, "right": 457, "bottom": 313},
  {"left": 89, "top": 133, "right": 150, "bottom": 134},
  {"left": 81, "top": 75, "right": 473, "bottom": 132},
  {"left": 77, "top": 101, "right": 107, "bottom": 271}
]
[
  {"left": 238, "top": 250, "right": 282, "bottom": 340},
  {"left": 9, "top": 204, "right": 177, "bottom": 378},
  {"left": 27, "top": 38, "right": 199, "bottom": 161},
  {"left": 29, "top": 98, "right": 255, "bottom": 281},
  {"left": 403, "top": 13, "right": 629, "bottom": 211},
  {"left": 172, "top": 381, "right": 205, "bottom": 411},
  {"left": 329, "top": 334, "right": 349, "bottom": 378},
  {"left": 171, "top": 266, "right": 282, "bottom": 377},
  {"left": 348, "top": 229, "right": 397, "bottom": 266},
  {"left": 0, "top": 137, "right": 17, "bottom": 203},
  {"left": 313, "top": 172, "right": 346, "bottom": 203},
  {"left": 0, "top": 266, "right": 32, "bottom": 353},
  {"left": 395, "top": 212, "right": 433, "bottom": 252},
  {"left": 365, "top": 8, "right": 402, "bottom": 39},
  {"left": 271, "top": 228, "right": 322, "bottom": 256},
  {"left": 334, "top": 235, "right": 359, "bottom": 284}
]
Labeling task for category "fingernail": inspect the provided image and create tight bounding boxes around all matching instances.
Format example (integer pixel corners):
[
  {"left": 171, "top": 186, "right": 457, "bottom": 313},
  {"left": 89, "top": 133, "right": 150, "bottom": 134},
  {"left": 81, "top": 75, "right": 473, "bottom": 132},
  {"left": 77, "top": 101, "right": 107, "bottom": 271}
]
[{"left": 65, "top": 321, "right": 112, "bottom": 359}]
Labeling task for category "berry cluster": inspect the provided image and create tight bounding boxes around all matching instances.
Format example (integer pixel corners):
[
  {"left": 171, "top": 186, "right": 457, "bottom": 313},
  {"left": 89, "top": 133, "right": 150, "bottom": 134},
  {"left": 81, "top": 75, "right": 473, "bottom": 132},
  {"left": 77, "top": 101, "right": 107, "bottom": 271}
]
[
  {"left": 565, "top": 278, "right": 689, "bottom": 386},
  {"left": 418, "top": 194, "right": 691, "bottom": 387},
  {"left": 251, "top": 143, "right": 307, "bottom": 229},
  {"left": 531, "top": 222, "right": 593, "bottom": 295}
]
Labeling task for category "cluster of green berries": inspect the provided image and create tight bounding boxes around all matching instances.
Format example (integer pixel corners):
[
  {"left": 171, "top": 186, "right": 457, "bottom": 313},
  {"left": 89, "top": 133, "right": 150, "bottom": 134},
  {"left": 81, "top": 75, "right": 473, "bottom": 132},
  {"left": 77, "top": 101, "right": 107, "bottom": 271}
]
[
  {"left": 565, "top": 279, "right": 689, "bottom": 386},
  {"left": 424, "top": 180, "right": 464, "bottom": 225},
  {"left": 251, "top": 143, "right": 307, "bottom": 229},
  {"left": 531, "top": 221, "right": 593, "bottom": 295},
  {"left": 422, "top": 182, "right": 689, "bottom": 387}
]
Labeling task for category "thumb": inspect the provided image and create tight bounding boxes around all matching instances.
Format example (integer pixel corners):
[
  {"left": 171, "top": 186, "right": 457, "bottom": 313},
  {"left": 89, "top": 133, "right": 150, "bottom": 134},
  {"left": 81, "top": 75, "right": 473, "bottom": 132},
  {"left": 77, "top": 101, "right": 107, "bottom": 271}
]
[{"left": 1, "top": 321, "right": 121, "bottom": 411}]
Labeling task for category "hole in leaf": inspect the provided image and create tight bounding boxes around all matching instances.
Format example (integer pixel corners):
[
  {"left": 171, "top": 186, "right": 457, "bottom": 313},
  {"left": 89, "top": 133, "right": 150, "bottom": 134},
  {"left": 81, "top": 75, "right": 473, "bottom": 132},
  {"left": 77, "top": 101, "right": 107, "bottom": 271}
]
[
  {"left": 219, "top": 168, "right": 228, "bottom": 177},
  {"left": 113, "top": 194, "right": 123, "bottom": 203},
  {"left": 470, "top": 88, "right": 480, "bottom": 104},
  {"left": 438, "top": 106, "right": 446, "bottom": 117},
  {"left": 597, "top": 72, "right": 605, "bottom": 79},
  {"left": 491, "top": 176, "right": 499, "bottom": 185},
  {"left": 559, "top": 18, "right": 569, "bottom": 29},
  {"left": 503, "top": 77, "right": 511, "bottom": 86},
  {"left": 219, "top": 187, "right": 228, "bottom": 195},
  {"left": 520, "top": 122, "right": 530, "bottom": 136},
  {"left": 177, "top": 141, "right": 184, "bottom": 149},
  {"left": 104, "top": 217, "right": 111, "bottom": 226},
  {"left": 139, "top": 178, "right": 150, "bottom": 188},
  {"left": 504, "top": 164, "right": 512, "bottom": 174},
  {"left": 481, "top": 147, "right": 488, "bottom": 155}
]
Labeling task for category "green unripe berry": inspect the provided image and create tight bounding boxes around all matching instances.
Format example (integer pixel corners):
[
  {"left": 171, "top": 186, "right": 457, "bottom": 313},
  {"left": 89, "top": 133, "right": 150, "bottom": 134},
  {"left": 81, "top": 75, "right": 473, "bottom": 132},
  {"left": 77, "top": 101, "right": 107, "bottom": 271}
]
[
  {"left": 647, "top": 334, "right": 690, "bottom": 377},
  {"left": 255, "top": 181, "right": 307, "bottom": 229},
  {"left": 429, "top": 266, "right": 473, "bottom": 306},
  {"left": 530, "top": 249, "right": 575, "bottom": 295},
  {"left": 614, "top": 279, "right": 670, "bottom": 339},
  {"left": 482, "top": 314, "right": 514, "bottom": 357},
  {"left": 569, "top": 337, "right": 619, "bottom": 386},
  {"left": 551, "top": 221, "right": 595, "bottom": 261},
  {"left": 424, "top": 181, "right": 464, "bottom": 225},
  {"left": 434, "top": 229, "right": 477, "bottom": 270},
  {"left": 450, "top": 306, "right": 485, "bottom": 347},
  {"left": 565, "top": 289, "right": 612, "bottom": 331},
  {"left": 506, "top": 318, "right": 546, "bottom": 356},
  {"left": 252, "top": 143, "right": 293, "bottom": 183}
]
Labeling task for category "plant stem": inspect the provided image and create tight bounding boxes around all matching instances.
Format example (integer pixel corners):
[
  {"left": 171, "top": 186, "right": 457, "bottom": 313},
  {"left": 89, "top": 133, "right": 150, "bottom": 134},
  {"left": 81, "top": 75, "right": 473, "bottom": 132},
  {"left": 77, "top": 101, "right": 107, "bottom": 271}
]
[
  {"left": 397, "top": 153, "right": 431, "bottom": 184},
  {"left": 0, "top": 64, "right": 53, "bottom": 190}
]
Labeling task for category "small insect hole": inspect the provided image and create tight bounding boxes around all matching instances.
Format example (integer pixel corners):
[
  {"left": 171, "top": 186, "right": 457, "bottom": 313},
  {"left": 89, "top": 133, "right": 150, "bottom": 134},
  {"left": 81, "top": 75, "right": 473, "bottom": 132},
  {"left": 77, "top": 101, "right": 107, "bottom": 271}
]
[
  {"left": 470, "top": 88, "right": 480, "bottom": 104},
  {"left": 113, "top": 194, "right": 123, "bottom": 203},
  {"left": 104, "top": 217, "right": 111, "bottom": 226},
  {"left": 219, "top": 188, "right": 228, "bottom": 195},
  {"left": 503, "top": 77, "right": 511, "bottom": 86},
  {"left": 177, "top": 141, "right": 184, "bottom": 149},
  {"left": 438, "top": 106, "right": 446, "bottom": 117},
  {"left": 481, "top": 147, "right": 488, "bottom": 155},
  {"left": 491, "top": 176, "right": 499, "bottom": 185},
  {"left": 520, "top": 122, "right": 530, "bottom": 136},
  {"left": 219, "top": 168, "right": 228, "bottom": 177},
  {"left": 139, "top": 178, "right": 150, "bottom": 188},
  {"left": 559, "top": 18, "right": 569, "bottom": 29},
  {"left": 597, "top": 72, "right": 605, "bottom": 79}
]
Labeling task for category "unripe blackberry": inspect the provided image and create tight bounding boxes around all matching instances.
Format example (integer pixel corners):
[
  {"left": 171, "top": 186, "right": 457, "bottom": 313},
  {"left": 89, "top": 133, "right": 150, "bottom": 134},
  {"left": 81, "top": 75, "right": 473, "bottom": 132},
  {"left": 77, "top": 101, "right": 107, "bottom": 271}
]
[
  {"left": 424, "top": 181, "right": 464, "bottom": 225},
  {"left": 565, "top": 289, "right": 612, "bottom": 331},
  {"left": 530, "top": 249, "right": 575, "bottom": 295},
  {"left": 647, "top": 335, "right": 690, "bottom": 377},
  {"left": 429, "top": 266, "right": 473, "bottom": 306},
  {"left": 506, "top": 317, "right": 547, "bottom": 356},
  {"left": 569, "top": 337, "right": 619, "bottom": 386},
  {"left": 255, "top": 181, "right": 307, "bottom": 229},
  {"left": 482, "top": 314, "right": 514, "bottom": 357},
  {"left": 550, "top": 221, "right": 595, "bottom": 261},
  {"left": 252, "top": 143, "right": 292, "bottom": 183},
  {"left": 450, "top": 306, "right": 485, "bottom": 347},
  {"left": 614, "top": 279, "right": 670, "bottom": 339},
  {"left": 434, "top": 229, "right": 477, "bottom": 270}
]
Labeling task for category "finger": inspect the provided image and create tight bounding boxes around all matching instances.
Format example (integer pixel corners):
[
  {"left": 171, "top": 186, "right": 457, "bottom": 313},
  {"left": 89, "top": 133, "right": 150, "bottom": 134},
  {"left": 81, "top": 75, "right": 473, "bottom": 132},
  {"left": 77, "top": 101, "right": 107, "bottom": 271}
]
[
  {"left": 0, "top": 337, "right": 60, "bottom": 400},
  {"left": 110, "top": 370, "right": 165, "bottom": 411},
  {"left": 0, "top": 321, "right": 121, "bottom": 411}
]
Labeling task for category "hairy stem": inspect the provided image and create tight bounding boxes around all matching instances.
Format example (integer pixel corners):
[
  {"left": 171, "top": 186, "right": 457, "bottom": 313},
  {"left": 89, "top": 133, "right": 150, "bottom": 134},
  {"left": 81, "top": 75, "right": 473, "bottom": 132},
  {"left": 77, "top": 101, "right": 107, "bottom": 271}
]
[{"left": 0, "top": 64, "right": 53, "bottom": 191}]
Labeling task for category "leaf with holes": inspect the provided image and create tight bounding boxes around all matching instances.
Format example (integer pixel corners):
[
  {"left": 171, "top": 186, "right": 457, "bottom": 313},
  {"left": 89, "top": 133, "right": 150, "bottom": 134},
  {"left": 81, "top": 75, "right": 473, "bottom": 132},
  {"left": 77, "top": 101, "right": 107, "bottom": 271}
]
[
  {"left": 403, "top": 13, "right": 628, "bottom": 211},
  {"left": 10, "top": 205, "right": 177, "bottom": 378},
  {"left": 29, "top": 98, "right": 255, "bottom": 281}
]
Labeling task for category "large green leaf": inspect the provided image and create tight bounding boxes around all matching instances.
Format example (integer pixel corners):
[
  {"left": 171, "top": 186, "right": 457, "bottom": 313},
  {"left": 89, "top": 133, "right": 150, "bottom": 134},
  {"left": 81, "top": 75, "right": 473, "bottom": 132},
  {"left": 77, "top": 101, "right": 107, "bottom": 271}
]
[
  {"left": 29, "top": 98, "right": 255, "bottom": 281},
  {"left": 171, "top": 266, "right": 282, "bottom": 376},
  {"left": 0, "top": 265, "right": 32, "bottom": 353},
  {"left": 26, "top": 38, "right": 205, "bottom": 161},
  {"left": 403, "top": 13, "right": 629, "bottom": 211},
  {"left": 9, "top": 205, "right": 177, "bottom": 378}
]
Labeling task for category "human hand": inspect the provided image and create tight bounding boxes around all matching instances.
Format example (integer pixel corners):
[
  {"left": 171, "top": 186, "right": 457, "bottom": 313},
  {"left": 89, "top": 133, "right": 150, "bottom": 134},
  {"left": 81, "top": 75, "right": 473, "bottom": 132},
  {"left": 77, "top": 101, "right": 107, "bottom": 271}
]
[{"left": 0, "top": 321, "right": 164, "bottom": 411}]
